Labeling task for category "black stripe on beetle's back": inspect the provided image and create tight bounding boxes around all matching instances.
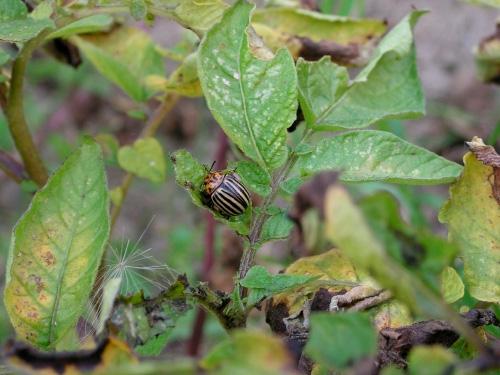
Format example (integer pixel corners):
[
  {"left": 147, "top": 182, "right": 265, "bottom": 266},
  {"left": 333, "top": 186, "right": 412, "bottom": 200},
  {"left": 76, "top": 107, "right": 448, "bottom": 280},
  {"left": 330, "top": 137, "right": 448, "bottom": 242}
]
[
  {"left": 212, "top": 191, "right": 243, "bottom": 216},
  {"left": 222, "top": 182, "right": 249, "bottom": 208},
  {"left": 216, "top": 188, "right": 246, "bottom": 212},
  {"left": 222, "top": 176, "right": 250, "bottom": 205}
]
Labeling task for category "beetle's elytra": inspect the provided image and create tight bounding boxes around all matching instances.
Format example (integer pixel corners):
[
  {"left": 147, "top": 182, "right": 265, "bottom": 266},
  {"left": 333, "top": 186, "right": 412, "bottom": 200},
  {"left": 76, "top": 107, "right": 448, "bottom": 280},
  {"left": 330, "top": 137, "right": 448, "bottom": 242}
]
[{"left": 201, "top": 170, "right": 250, "bottom": 218}]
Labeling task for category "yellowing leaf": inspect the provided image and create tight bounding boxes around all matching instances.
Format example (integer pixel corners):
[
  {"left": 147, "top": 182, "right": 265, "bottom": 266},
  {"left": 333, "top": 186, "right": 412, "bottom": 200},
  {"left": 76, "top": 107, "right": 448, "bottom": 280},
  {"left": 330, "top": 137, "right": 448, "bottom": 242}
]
[
  {"left": 156, "top": 0, "right": 229, "bottom": 36},
  {"left": 4, "top": 138, "right": 110, "bottom": 350},
  {"left": 269, "top": 249, "right": 359, "bottom": 318},
  {"left": 440, "top": 267, "right": 464, "bottom": 304},
  {"left": 165, "top": 53, "right": 202, "bottom": 97},
  {"left": 48, "top": 14, "right": 113, "bottom": 39},
  {"left": 407, "top": 346, "right": 455, "bottom": 375},
  {"left": 373, "top": 301, "right": 412, "bottom": 330},
  {"left": 439, "top": 152, "right": 500, "bottom": 303},
  {"left": 305, "top": 312, "right": 377, "bottom": 369},
  {"left": 201, "top": 330, "right": 293, "bottom": 375},
  {"left": 118, "top": 138, "right": 166, "bottom": 183},
  {"left": 252, "top": 7, "right": 386, "bottom": 46}
]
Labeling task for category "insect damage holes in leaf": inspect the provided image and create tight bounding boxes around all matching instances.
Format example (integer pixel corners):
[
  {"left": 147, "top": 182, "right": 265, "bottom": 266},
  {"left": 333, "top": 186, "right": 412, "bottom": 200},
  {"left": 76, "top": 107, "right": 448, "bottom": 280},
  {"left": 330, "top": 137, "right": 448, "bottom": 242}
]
[{"left": 197, "top": 0, "right": 297, "bottom": 173}]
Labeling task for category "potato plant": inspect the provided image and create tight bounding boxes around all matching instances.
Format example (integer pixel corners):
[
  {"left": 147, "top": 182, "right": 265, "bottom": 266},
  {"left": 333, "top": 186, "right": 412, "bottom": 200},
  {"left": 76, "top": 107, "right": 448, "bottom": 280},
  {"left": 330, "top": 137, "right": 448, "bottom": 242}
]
[{"left": 0, "top": 0, "right": 499, "bottom": 374}]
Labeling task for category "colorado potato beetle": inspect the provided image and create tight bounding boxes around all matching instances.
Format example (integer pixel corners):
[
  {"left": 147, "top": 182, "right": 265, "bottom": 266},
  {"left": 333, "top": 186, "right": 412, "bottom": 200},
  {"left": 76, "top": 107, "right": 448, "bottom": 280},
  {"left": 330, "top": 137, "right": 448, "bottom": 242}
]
[{"left": 201, "top": 168, "right": 251, "bottom": 218}]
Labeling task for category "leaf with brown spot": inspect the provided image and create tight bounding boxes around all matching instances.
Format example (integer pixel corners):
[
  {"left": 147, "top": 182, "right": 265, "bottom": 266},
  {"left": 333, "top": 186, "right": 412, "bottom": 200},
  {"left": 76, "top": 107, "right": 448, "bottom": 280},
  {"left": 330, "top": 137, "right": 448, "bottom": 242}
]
[
  {"left": 439, "top": 139, "right": 500, "bottom": 303},
  {"left": 4, "top": 137, "right": 110, "bottom": 350}
]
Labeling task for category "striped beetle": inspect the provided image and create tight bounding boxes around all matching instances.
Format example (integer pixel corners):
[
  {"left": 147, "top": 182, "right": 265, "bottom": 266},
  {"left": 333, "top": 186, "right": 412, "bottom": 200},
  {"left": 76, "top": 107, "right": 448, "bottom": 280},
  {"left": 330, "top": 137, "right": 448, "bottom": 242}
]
[{"left": 201, "top": 167, "right": 251, "bottom": 218}]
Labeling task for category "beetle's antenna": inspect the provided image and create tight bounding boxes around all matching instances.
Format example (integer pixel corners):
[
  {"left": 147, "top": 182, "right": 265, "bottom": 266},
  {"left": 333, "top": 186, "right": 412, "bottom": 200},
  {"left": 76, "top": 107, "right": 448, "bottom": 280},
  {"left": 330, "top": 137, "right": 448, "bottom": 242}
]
[{"left": 209, "top": 160, "right": 216, "bottom": 172}]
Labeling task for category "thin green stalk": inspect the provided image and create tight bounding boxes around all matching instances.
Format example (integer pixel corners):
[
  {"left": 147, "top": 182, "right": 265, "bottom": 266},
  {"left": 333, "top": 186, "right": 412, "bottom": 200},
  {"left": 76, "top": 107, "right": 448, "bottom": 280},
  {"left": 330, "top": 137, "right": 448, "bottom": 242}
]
[
  {"left": 5, "top": 30, "right": 51, "bottom": 187},
  {"left": 238, "top": 128, "right": 313, "bottom": 280},
  {"left": 109, "top": 93, "right": 179, "bottom": 232},
  {"left": 94, "top": 93, "right": 179, "bottom": 304}
]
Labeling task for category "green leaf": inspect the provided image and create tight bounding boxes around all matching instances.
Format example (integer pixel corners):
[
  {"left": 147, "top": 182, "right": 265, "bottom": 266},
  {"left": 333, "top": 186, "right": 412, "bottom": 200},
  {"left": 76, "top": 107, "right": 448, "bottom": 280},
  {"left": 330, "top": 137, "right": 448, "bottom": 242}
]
[
  {"left": 0, "top": 0, "right": 54, "bottom": 43},
  {"left": 155, "top": 0, "right": 229, "bottom": 36},
  {"left": 440, "top": 267, "right": 464, "bottom": 304},
  {"left": 48, "top": 14, "right": 113, "bottom": 39},
  {"left": 297, "top": 130, "right": 463, "bottom": 185},
  {"left": 279, "top": 176, "right": 304, "bottom": 196},
  {"left": 171, "top": 149, "right": 206, "bottom": 207},
  {"left": 118, "top": 138, "right": 166, "bottom": 183},
  {"left": 0, "top": 0, "right": 27, "bottom": 21},
  {"left": 252, "top": 7, "right": 386, "bottom": 46},
  {"left": 310, "top": 11, "right": 426, "bottom": 130},
  {"left": 0, "top": 19, "right": 54, "bottom": 43},
  {"left": 260, "top": 209, "right": 293, "bottom": 243},
  {"left": 74, "top": 26, "right": 164, "bottom": 102},
  {"left": 439, "top": 152, "right": 500, "bottom": 303},
  {"left": 462, "top": 0, "right": 500, "bottom": 7},
  {"left": 241, "top": 265, "right": 316, "bottom": 291},
  {"left": 198, "top": 0, "right": 297, "bottom": 173},
  {"left": 233, "top": 160, "right": 271, "bottom": 197},
  {"left": 4, "top": 138, "right": 110, "bottom": 350},
  {"left": 296, "top": 57, "right": 348, "bottom": 127},
  {"left": 360, "top": 191, "right": 458, "bottom": 278},
  {"left": 109, "top": 187, "right": 124, "bottom": 206},
  {"left": 305, "top": 312, "right": 377, "bottom": 369},
  {"left": 240, "top": 265, "right": 317, "bottom": 307},
  {"left": 129, "top": 0, "right": 147, "bottom": 20},
  {"left": 135, "top": 331, "right": 170, "bottom": 357},
  {"left": 407, "top": 346, "right": 455, "bottom": 375},
  {"left": 201, "top": 330, "right": 293, "bottom": 375},
  {"left": 30, "top": 2, "right": 53, "bottom": 20}
]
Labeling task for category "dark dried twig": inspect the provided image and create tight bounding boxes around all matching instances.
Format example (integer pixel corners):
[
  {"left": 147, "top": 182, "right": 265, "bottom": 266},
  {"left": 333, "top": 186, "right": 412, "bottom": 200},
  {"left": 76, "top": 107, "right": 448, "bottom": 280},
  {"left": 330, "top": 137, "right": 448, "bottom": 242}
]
[{"left": 376, "top": 309, "right": 499, "bottom": 370}]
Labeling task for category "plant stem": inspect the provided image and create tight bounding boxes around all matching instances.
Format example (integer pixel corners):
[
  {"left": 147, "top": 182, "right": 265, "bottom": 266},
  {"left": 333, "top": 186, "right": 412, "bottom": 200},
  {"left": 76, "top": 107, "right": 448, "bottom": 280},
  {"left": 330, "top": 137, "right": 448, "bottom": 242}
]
[
  {"left": 238, "top": 128, "right": 313, "bottom": 280},
  {"left": 110, "top": 93, "right": 179, "bottom": 232},
  {"left": 187, "top": 130, "right": 229, "bottom": 356},
  {"left": 0, "top": 150, "right": 27, "bottom": 184},
  {"left": 5, "top": 30, "right": 51, "bottom": 187}
]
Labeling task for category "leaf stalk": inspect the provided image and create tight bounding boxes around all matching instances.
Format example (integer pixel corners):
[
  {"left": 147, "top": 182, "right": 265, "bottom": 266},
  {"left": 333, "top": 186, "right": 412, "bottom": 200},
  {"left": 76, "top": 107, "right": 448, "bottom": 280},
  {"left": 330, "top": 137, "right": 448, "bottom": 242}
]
[{"left": 5, "top": 30, "right": 52, "bottom": 187}]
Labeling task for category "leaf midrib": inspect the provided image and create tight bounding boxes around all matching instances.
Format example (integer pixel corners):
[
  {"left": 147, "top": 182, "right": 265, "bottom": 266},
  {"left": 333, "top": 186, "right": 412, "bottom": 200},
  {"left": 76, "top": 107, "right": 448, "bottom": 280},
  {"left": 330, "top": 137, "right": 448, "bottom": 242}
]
[
  {"left": 236, "top": 27, "right": 268, "bottom": 173},
  {"left": 47, "top": 175, "right": 90, "bottom": 345}
]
